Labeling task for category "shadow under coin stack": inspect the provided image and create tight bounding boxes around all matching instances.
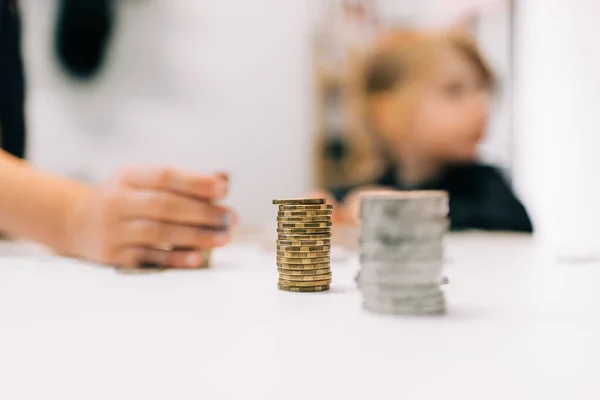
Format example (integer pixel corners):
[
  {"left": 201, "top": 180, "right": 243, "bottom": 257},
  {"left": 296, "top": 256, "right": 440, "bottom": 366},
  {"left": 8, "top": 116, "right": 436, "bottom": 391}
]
[
  {"left": 273, "top": 198, "right": 333, "bottom": 292},
  {"left": 357, "top": 191, "right": 449, "bottom": 315}
]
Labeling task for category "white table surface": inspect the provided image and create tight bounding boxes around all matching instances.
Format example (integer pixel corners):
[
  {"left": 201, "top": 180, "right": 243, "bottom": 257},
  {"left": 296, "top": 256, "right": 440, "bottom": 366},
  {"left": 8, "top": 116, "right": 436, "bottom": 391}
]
[{"left": 1, "top": 233, "right": 599, "bottom": 400}]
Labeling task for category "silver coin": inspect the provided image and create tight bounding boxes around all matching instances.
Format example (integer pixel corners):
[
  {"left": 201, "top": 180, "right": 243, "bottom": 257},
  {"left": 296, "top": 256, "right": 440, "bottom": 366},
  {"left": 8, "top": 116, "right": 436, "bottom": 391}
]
[
  {"left": 358, "top": 267, "right": 444, "bottom": 281},
  {"left": 362, "top": 295, "right": 445, "bottom": 307},
  {"left": 359, "top": 252, "right": 445, "bottom": 263},
  {"left": 359, "top": 260, "right": 444, "bottom": 273},
  {"left": 362, "top": 296, "right": 446, "bottom": 309},
  {"left": 360, "top": 220, "right": 448, "bottom": 241},
  {"left": 357, "top": 271, "right": 443, "bottom": 286},
  {"left": 359, "top": 241, "right": 444, "bottom": 262},
  {"left": 357, "top": 272, "right": 443, "bottom": 285},
  {"left": 360, "top": 213, "right": 449, "bottom": 227},
  {"left": 360, "top": 217, "right": 449, "bottom": 230},
  {"left": 359, "top": 286, "right": 444, "bottom": 301},
  {"left": 361, "top": 191, "right": 448, "bottom": 205},
  {"left": 360, "top": 192, "right": 449, "bottom": 221},
  {"left": 357, "top": 276, "right": 448, "bottom": 289},
  {"left": 357, "top": 279, "right": 443, "bottom": 291},
  {"left": 357, "top": 276, "right": 442, "bottom": 287},
  {"left": 362, "top": 297, "right": 445, "bottom": 309},
  {"left": 363, "top": 300, "right": 446, "bottom": 316},
  {"left": 359, "top": 262, "right": 443, "bottom": 273},
  {"left": 363, "top": 297, "right": 446, "bottom": 312},
  {"left": 363, "top": 293, "right": 445, "bottom": 307}
]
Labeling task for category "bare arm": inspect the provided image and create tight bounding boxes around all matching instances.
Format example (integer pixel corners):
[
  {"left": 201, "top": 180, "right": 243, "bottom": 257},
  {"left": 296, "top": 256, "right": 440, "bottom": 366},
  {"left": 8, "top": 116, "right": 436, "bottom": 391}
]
[
  {"left": 0, "top": 150, "right": 88, "bottom": 253},
  {"left": 0, "top": 149, "right": 236, "bottom": 268}
]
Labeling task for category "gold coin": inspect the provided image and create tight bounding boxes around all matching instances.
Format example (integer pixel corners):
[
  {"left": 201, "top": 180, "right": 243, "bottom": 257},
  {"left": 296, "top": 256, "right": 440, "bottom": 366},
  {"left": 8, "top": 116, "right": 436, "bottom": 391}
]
[
  {"left": 276, "top": 256, "right": 329, "bottom": 264},
  {"left": 279, "top": 272, "right": 332, "bottom": 282},
  {"left": 277, "top": 244, "right": 331, "bottom": 252},
  {"left": 277, "top": 239, "right": 331, "bottom": 247},
  {"left": 276, "top": 216, "right": 332, "bottom": 223},
  {"left": 276, "top": 262, "right": 330, "bottom": 270},
  {"left": 277, "top": 267, "right": 330, "bottom": 276},
  {"left": 278, "top": 210, "right": 332, "bottom": 217},
  {"left": 278, "top": 230, "right": 332, "bottom": 236},
  {"left": 272, "top": 198, "right": 325, "bottom": 205},
  {"left": 278, "top": 278, "right": 331, "bottom": 287},
  {"left": 277, "top": 221, "right": 332, "bottom": 229},
  {"left": 276, "top": 251, "right": 330, "bottom": 259},
  {"left": 277, "top": 233, "right": 332, "bottom": 240},
  {"left": 278, "top": 284, "right": 330, "bottom": 293},
  {"left": 277, "top": 226, "right": 331, "bottom": 235},
  {"left": 278, "top": 204, "right": 333, "bottom": 211},
  {"left": 277, "top": 228, "right": 331, "bottom": 235}
]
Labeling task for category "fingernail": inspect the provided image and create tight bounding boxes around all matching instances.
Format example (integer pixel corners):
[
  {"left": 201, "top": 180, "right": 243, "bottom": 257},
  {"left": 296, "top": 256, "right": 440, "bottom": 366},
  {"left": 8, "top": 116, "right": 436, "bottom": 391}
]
[
  {"left": 185, "top": 252, "right": 202, "bottom": 268},
  {"left": 217, "top": 171, "right": 230, "bottom": 182},
  {"left": 222, "top": 213, "right": 231, "bottom": 229}
]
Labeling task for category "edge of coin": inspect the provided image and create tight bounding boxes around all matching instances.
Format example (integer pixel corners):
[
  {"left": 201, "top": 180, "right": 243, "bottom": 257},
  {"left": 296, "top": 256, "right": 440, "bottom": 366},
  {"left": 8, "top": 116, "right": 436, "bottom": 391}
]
[
  {"left": 278, "top": 204, "right": 333, "bottom": 210},
  {"left": 273, "top": 198, "right": 325, "bottom": 205},
  {"left": 278, "top": 284, "right": 330, "bottom": 293}
]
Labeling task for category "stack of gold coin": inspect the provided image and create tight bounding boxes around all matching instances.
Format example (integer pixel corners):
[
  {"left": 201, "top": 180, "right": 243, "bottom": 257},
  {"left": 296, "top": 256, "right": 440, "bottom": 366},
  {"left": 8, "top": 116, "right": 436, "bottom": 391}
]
[{"left": 272, "top": 198, "right": 332, "bottom": 292}]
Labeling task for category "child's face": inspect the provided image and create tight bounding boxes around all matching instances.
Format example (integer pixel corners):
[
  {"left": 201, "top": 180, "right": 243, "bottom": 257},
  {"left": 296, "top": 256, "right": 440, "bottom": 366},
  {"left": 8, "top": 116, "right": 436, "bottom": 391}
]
[
  {"left": 413, "top": 46, "right": 491, "bottom": 162},
  {"left": 378, "top": 46, "right": 491, "bottom": 164}
]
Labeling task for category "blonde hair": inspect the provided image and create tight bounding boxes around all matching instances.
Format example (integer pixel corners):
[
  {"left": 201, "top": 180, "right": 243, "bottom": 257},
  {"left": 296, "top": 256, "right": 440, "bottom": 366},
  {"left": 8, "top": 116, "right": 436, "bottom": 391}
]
[{"left": 332, "top": 29, "right": 495, "bottom": 185}]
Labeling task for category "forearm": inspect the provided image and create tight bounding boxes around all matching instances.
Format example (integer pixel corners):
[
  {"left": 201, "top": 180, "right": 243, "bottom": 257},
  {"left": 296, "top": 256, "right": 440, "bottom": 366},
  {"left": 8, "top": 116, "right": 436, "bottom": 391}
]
[{"left": 0, "top": 151, "right": 89, "bottom": 252}]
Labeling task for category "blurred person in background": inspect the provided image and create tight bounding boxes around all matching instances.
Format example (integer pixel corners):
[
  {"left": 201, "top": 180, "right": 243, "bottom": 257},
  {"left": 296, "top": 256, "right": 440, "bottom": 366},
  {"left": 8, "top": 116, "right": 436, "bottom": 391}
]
[
  {"left": 0, "top": 0, "right": 26, "bottom": 160},
  {"left": 0, "top": 0, "right": 113, "bottom": 160},
  {"left": 319, "top": 30, "right": 532, "bottom": 232},
  {"left": 0, "top": 0, "right": 236, "bottom": 268}
]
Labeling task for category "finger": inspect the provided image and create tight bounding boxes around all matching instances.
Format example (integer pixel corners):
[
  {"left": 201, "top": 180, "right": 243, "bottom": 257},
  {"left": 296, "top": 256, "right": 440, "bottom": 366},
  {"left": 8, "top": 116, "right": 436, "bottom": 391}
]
[
  {"left": 217, "top": 171, "right": 230, "bottom": 182},
  {"left": 120, "top": 220, "right": 231, "bottom": 248},
  {"left": 115, "top": 247, "right": 207, "bottom": 269},
  {"left": 226, "top": 209, "right": 239, "bottom": 229},
  {"left": 124, "top": 167, "right": 228, "bottom": 200},
  {"left": 125, "top": 190, "right": 232, "bottom": 228}
]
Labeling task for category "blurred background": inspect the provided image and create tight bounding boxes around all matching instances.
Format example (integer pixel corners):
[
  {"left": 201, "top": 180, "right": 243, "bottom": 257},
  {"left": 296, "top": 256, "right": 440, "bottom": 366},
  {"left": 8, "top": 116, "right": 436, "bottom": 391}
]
[{"left": 13, "top": 0, "right": 600, "bottom": 254}]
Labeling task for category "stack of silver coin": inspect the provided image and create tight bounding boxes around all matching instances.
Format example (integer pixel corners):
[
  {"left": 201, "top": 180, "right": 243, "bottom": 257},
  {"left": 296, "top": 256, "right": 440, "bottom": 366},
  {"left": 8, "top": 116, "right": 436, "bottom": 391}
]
[{"left": 356, "top": 191, "right": 449, "bottom": 316}]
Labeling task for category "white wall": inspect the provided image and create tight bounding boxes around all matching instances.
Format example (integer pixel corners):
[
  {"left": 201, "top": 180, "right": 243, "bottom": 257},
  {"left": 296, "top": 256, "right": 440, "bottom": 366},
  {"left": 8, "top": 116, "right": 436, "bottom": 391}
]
[
  {"left": 20, "top": 0, "right": 314, "bottom": 227},
  {"left": 474, "top": 3, "right": 513, "bottom": 173},
  {"left": 513, "top": 0, "right": 600, "bottom": 256}
]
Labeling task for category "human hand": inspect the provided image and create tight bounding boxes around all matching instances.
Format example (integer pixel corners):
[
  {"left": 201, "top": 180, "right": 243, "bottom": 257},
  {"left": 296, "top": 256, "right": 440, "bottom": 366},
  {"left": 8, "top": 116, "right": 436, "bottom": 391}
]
[
  {"left": 65, "top": 167, "right": 236, "bottom": 269},
  {"left": 342, "top": 186, "right": 395, "bottom": 226}
]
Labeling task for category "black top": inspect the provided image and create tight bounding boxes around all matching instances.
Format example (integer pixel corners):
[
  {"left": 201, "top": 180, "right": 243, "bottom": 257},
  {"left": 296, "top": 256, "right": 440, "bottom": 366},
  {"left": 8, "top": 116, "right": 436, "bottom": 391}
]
[
  {"left": 0, "top": 0, "right": 26, "bottom": 159},
  {"left": 330, "top": 163, "right": 533, "bottom": 233}
]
